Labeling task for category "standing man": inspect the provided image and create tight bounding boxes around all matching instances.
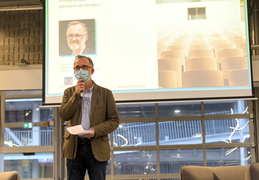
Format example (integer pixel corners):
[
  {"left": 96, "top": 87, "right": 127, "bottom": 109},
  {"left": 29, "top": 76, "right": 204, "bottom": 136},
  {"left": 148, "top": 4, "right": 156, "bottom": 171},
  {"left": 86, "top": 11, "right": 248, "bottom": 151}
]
[
  {"left": 59, "top": 55, "right": 119, "bottom": 180},
  {"left": 66, "top": 21, "right": 95, "bottom": 55}
]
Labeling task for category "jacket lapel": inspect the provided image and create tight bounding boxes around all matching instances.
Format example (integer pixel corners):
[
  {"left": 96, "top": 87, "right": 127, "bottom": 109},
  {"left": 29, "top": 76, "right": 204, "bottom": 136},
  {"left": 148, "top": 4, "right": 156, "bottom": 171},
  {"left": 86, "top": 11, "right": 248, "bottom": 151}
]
[{"left": 90, "top": 82, "right": 99, "bottom": 120}]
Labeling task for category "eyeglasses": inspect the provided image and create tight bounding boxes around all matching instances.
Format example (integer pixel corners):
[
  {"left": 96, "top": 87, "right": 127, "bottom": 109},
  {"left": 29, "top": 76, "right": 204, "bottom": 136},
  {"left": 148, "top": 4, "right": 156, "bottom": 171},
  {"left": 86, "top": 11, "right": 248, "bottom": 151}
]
[
  {"left": 67, "top": 34, "right": 86, "bottom": 40},
  {"left": 73, "top": 65, "right": 92, "bottom": 71}
]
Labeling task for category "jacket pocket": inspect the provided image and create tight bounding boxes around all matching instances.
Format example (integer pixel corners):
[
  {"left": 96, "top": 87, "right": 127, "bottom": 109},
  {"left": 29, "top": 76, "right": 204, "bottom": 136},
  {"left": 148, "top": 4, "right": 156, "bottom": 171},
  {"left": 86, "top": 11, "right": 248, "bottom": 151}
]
[
  {"left": 101, "top": 135, "right": 109, "bottom": 141},
  {"left": 63, "top": 132, "right": 71, "bottom": 139}
]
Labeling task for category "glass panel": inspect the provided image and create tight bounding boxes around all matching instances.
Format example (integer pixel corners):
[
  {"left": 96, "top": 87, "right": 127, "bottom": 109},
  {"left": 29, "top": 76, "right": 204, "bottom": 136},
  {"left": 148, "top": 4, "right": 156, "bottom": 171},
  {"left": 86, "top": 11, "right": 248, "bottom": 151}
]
[
  {"left": 114, "top": 150, "right": 157, "bottom": 175},
  {"left": 0, "top": 152, "right": 53, "bottom": 178},
  {"left": 106, "top": 161, "right": 111, "bottom": 175},
  {"left": 117, "top": 103, "right": 156, "bottom": 118},
  {"left": 5, "top": 98, "right": 52, "bottom": 123},
  {"left": 4, "top": 127, "right": 52, "bottom": 147},
  {"left": 114, "top": 122, "right": 156, "bottom": 147},
  {"left": 158, "top": 102, "right": 201, "bottom": 116},
  {"left": 204, "top": 100, "right": 248, "bottom": 115},
  {"left": 206, "top": 147, "right": 251, "bottom": 166},
  {"left": 40, "top": 108, "right": 53, "bottom": 122},
  {"left": 205, "top": 118, "right": 250, "bottom": 144},
  {"left": 160, "top": 149, "right": 203, "bottom": 174},
  {"left": 159, "top": 120, "right": 202, "bottom": 145}
]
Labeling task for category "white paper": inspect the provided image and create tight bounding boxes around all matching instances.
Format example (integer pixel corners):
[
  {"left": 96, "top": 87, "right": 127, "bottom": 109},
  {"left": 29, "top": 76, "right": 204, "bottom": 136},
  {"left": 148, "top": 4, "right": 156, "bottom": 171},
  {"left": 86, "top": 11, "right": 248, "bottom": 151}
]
[{"left": 66, "top": 125, "right": 91, "bottom": 135}]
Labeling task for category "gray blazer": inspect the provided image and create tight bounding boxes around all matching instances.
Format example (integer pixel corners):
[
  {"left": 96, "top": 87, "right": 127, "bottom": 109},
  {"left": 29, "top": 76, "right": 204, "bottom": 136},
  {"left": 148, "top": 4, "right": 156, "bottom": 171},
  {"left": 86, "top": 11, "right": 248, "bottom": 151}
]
[{"left": 59, "top": 81, "right": 119, "bottom": 161}]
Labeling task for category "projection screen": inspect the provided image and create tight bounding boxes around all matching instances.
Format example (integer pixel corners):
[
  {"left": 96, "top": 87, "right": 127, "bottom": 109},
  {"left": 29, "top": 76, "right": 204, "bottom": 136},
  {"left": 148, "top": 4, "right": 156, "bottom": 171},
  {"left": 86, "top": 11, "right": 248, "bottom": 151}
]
[{"left": 43, "top": 0, "right": 254, "bottom": 105}]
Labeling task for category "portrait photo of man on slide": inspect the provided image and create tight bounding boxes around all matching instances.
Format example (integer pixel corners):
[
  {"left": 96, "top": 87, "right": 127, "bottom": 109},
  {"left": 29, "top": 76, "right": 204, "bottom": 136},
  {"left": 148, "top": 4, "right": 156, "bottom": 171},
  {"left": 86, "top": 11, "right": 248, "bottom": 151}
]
[{"left": 59, "top": 19, "right": 96, "bottom": 56}]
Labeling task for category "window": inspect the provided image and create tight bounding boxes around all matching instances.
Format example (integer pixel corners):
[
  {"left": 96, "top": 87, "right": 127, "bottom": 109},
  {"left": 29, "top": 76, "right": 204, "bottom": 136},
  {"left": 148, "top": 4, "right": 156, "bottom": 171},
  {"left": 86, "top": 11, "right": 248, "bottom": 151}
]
[
  {"left": 1, "top": 95, "right": 54, "bottom": 179},
  {"left": 112, "top": 100, "right": 254, "bottom": 179},
  {"left": 4, "top": 98, "right": 53, "bottom": 147},
  {"left": 1, "top": 91, "right": 255, "bottom": 180},
  {"left": 188, "top": 7, "right": 206, "bottom": 20}
]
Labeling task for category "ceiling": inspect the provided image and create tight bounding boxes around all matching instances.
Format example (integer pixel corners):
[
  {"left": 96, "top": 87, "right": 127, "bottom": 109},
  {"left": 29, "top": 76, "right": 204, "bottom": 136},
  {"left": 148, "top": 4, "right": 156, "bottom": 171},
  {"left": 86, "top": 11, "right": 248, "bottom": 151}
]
[{"left": 0, "top": 0, "right": 43, "bottom": 11}]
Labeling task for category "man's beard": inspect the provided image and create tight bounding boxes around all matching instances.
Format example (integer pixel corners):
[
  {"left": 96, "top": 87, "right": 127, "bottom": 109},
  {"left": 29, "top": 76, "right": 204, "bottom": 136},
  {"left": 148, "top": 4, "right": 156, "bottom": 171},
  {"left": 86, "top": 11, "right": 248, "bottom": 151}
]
[{"left": 69, "top": 43, "right": 81, "bottom": 51}]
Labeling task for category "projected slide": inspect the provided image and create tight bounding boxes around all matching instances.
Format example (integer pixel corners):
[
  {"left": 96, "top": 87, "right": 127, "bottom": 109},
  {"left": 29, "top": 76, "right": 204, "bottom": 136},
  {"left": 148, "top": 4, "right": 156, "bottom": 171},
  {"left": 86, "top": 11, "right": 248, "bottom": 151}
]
[{"left": 44, "top": 0, "right": 253, "bottom": 104}]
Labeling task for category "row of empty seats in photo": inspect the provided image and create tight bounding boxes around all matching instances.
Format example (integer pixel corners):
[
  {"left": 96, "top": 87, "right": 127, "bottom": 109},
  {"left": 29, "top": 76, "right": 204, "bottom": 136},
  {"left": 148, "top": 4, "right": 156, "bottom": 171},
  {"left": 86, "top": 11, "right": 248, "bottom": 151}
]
[
  {"left": 159, "top": 68, "right": 249, "bottom": 88},
  {"left": 159, "top": 33, "right": 247, "bottom": 59},
  {"left": 158, "top": 33, "right": 249, "bottom": 88},
  {"left": 160, "top": 47, "right": 247, "bottom": 61}
]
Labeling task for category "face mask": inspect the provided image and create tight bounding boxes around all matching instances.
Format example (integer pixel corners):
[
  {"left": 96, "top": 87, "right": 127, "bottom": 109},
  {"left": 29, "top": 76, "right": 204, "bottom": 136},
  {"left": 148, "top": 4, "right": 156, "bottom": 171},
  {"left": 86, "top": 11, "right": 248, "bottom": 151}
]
[{"left": 75, "top": 69, "right": 89, "bottom": 82}]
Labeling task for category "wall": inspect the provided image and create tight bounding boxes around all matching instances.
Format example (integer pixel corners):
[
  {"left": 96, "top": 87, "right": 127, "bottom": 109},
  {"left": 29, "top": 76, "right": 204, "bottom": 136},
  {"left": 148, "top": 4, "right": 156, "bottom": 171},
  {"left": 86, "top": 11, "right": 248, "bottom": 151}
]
[
  {"left": 0, "top": 10, "right": 43, "bottom": 65},
  {"left": 0, "top": 65, "right": 42, "bottom": 90}
]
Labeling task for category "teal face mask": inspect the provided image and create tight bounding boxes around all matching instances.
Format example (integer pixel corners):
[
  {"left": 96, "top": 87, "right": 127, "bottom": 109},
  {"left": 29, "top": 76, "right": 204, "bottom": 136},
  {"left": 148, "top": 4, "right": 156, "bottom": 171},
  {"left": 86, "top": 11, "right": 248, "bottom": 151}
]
[{"left": 75, "top": 69, "right": 89, "bottom": 82}]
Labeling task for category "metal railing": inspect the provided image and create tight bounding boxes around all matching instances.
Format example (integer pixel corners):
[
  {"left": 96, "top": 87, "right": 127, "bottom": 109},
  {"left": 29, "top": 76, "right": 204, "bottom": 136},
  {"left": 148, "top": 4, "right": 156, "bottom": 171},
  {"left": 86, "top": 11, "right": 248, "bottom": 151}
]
[
  {"left": 4, "top": 128, "right": 52, "bottom": 147},
  {"left": 113, "top": 118, "right": 249, "bottom": 147},
  {"left": 4, "top": 117, "right": 249, "bottom": 147}
]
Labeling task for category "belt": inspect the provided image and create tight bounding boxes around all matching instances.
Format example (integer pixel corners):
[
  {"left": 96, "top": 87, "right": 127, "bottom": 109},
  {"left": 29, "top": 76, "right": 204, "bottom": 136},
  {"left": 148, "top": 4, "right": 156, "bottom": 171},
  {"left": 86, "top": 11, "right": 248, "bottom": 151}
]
[{"left": 78, "top": 137, "right": 91, "bottom": 144}]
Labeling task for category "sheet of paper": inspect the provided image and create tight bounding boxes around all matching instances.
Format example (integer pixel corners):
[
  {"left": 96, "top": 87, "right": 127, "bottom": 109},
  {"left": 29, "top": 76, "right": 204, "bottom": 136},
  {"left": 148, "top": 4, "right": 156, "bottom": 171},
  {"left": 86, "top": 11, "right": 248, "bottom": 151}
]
[{"left": 66, "top": 125, "right": 91, "bottom": 135}]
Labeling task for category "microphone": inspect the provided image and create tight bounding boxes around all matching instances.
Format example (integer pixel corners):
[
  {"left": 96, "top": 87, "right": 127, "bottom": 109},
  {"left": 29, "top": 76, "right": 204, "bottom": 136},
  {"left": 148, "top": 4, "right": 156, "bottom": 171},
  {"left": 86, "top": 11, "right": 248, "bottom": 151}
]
[
  {"left": 80, "top": 91, "right": 83, "bottom": 97},
  {"left": 79, "top": 77, "right": 84, "bottom": 97}
]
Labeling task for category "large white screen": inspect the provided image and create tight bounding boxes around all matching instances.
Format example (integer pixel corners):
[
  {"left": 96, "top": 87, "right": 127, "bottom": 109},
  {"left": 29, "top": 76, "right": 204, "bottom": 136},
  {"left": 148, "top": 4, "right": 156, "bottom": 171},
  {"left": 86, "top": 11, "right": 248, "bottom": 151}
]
[{"left": 44, "top": 0, "right": 254, "bottom": 104}]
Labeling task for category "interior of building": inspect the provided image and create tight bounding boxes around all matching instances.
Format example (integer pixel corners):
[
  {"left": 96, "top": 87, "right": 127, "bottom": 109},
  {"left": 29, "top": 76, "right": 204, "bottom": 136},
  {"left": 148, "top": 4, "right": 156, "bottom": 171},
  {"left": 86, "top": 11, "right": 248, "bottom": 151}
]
[{"left": 1, "top": 0, "right": 259, "bottom": 180}]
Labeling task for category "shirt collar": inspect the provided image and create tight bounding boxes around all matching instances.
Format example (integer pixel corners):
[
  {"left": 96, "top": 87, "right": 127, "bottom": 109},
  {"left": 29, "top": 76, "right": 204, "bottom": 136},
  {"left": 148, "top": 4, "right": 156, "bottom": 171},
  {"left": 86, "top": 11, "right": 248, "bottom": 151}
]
[{"left": 88, "top": 84, "right": 94, "bottom": 93}]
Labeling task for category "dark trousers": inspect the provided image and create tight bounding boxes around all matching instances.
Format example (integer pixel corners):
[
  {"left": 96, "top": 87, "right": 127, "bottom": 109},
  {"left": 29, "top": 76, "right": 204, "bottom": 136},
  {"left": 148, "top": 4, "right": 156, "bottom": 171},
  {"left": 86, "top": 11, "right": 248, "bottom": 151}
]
[{"left": 66, "top": 139, "right": 107, "bottom": 180}]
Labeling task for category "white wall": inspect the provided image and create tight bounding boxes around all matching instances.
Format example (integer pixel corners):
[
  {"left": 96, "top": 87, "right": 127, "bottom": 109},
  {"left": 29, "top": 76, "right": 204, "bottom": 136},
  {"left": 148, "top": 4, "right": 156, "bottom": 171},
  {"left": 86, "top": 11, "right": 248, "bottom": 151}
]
[{"left": 0, "top": 65, "right": 42, "bottom": 90}]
